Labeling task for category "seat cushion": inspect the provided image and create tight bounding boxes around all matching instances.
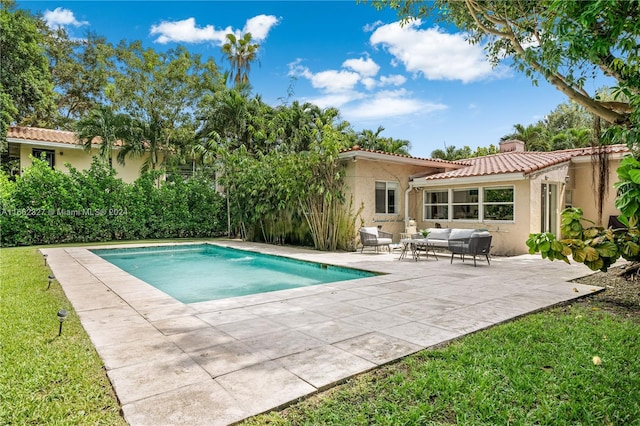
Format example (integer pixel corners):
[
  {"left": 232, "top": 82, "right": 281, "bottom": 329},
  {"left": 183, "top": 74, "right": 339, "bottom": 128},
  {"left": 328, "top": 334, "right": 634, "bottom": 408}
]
[
  {"left": 361, "top": 227, "right": 379, "bottom": 236},
  {"left": 449, "top": 229, "right": 476, "bottom": 240},
  {"left": 376, "top": 238, "right": 392, "bottom": 245},
  {"left": 426, "top": 228, "right": 451, "bottom": 240}
]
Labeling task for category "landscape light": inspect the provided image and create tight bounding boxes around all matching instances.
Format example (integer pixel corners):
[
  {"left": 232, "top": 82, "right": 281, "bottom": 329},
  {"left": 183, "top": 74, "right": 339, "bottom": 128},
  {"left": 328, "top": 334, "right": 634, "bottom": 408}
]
[
  {"left": 43, "top": 253, "right": 48, "bottom": 266},
  {"left": 48, "top": 274, "right": 55, "bottom": 290},
  {"left": 57, "top": 309, "right": 68, "bottom": 336}
]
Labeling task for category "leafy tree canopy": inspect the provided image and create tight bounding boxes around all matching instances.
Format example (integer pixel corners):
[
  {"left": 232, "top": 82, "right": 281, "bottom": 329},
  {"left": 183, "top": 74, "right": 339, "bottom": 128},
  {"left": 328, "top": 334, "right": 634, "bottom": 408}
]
[{"left": 0, "top": 0, "right": 56, "bottom": 145}]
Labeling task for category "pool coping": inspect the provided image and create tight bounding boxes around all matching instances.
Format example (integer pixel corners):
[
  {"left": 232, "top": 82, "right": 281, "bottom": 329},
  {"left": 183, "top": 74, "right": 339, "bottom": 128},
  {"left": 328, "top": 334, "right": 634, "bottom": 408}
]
[{"left": 42, "top": 240, "right": 606, "bottom": 425}]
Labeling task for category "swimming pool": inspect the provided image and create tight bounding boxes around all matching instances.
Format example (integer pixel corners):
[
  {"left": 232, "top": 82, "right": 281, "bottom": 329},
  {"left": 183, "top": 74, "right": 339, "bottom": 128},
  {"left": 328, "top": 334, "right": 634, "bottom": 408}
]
[{"left": 91, "top": 244, "right": 377, "bottom": 303}]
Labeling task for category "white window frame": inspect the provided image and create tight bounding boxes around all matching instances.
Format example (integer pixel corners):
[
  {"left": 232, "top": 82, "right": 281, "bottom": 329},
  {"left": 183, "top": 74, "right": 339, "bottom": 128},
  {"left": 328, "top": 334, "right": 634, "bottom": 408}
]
[
  {"left": 422, "top": 185, "right": 515, "bottom": 222},
  {"left": 423, "top": 189, "right": 449, "bottom": 221},
  {"left": 483, "top": 186, "right": 515, "bottom": 222},
  {"left": 452, "top": 188, "right": 480, "bottom": 221},
  {"left": 375, "top": 181, "right": 398, "bottom": 214}
]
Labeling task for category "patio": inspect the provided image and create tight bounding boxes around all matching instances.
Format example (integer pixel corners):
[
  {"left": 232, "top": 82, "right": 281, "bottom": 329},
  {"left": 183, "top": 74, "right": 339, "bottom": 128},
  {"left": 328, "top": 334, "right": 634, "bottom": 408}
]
[{"left": 42, "top": 241, "right": 604, "bottom": 425}]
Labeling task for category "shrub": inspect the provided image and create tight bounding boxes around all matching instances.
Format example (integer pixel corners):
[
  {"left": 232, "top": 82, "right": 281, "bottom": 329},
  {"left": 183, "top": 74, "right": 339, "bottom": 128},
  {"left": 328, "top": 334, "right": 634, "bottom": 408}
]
[{"left": 0, "top": 158, "right": 226, "bottom": 246}]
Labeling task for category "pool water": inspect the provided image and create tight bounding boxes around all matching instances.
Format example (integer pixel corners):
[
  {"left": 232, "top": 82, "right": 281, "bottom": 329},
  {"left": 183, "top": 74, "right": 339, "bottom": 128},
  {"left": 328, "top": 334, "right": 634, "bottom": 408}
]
[{"left": 91, "top": 244, "right": 376, "bottom": 303}]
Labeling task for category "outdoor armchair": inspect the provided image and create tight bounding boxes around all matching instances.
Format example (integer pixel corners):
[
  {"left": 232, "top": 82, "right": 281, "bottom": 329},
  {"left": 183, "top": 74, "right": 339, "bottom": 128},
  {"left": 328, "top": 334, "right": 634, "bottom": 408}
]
[
  {"left": 448, "top": 231, "right": 492, "bottom": 267},
  {"left": 359, "top": 227, "right": 393, "bottom": 253}
]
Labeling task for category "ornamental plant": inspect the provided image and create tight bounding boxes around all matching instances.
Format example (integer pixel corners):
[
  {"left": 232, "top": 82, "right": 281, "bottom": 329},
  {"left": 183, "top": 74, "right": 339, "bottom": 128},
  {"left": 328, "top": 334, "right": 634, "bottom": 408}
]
[{"left": 527, "top": 164, "right": 640, "bottom": 272}]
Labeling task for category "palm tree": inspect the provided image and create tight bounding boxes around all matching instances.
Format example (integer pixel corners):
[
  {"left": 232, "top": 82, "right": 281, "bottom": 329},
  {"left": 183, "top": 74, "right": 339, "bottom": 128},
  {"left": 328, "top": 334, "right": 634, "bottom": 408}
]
[
  {"left": 354, "top": 126, "right": 411, "bottom": 155},
  {"left": 430, "top": 144, "right": 471, "bottom": 160},
  {"left": 505, "top": 123, "right": 549, "bottom": 151},
  {"left": 74, "top": 105, "right": 134, "bottom": 162},
  {"left": 221, "top": 33, "right": 259, "bottom": 86}
]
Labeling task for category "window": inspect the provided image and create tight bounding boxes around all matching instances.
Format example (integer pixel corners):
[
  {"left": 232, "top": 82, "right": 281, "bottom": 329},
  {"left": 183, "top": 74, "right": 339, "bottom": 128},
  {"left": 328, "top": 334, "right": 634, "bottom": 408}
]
[
  {"left": 423, "top": 190, "right": 448, "bottom": 220},
  {"left": 375, "top": 181, "right": 398, "bottom": 214},
  {"left": 452, "top": 188, "right": 479, "bottom": 220},
  {"left": 32, "top": 148, "right": 55, "bottom": 169},
  {"left": 483, "top": 187, "right": 514, "bottom": 221},
  {"left": 422, "top": 185, "right": 515, "bottom": 222}
]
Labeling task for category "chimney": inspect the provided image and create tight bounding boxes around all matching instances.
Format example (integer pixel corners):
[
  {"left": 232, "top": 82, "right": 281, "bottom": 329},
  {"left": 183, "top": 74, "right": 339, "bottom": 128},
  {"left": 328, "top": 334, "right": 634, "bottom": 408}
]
[{"left": 499, "top": 139, "right": 526, "bottom": 153}]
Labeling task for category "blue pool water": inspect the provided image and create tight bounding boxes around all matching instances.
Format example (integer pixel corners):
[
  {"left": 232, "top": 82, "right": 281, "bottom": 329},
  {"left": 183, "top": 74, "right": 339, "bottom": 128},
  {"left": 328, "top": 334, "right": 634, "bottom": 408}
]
[{"left": 91, "top": 244, "right": 376, "bottom": 303}]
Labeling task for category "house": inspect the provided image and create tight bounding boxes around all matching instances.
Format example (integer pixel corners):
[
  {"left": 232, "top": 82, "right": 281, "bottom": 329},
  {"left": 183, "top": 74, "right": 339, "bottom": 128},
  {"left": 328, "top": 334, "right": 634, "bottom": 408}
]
[
  {"left": 340, "top": 140, "right": 630, "bottom": 256},
  {"left": 3, "top": 126, "right": 157, "bottom": 183}
]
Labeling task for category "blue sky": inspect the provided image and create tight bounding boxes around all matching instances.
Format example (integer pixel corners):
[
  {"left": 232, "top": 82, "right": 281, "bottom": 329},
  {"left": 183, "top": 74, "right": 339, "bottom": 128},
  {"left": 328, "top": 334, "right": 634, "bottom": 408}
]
[{"left": 22, "top": 1, "right": 598, "bottom": 158}]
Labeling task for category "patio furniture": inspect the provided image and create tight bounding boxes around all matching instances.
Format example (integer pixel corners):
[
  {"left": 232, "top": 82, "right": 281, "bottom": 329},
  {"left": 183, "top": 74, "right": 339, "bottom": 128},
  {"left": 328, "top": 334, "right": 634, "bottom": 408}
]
[
  {"left": 448, "top": 231, "right": 492, "bottom": 266},
  {"left": 409, "top": 234, "right": 439, "bottom": 261},
  {"left": 359, "top": 227, "right": 393, "bottom": 253}
]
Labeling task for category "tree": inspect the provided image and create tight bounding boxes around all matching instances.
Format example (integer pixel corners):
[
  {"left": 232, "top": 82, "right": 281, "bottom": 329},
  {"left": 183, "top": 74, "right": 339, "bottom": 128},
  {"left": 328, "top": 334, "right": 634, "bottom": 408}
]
[
  {"left": 0, "top": 0, "right": 55, "bottom": 145},
  {"left": 503, "top": 123, "right": 549, "bottom": 151},
  {"left": 42, "top": 28, "right": 112, "bottom": 129},
  {"left": 74, "top": 105, "right": 134, "bottom": 161},
  {"left": 354, "top": 126, "right": 412, "bottom": 155},
  {"left": 106, "top": 42, "right": 221, "bottom": 171},
  {"left": 544, "top": 101, "right": 593, "bottom": 135},
  {"left": 375, "top": 0, "right": 639, "bottom": 137},
  {"left": 431, "top": 144, "right": 472, "bottom": 161},
  {"left": 221, "top": 32, "right": 259, "bottom": 87}
]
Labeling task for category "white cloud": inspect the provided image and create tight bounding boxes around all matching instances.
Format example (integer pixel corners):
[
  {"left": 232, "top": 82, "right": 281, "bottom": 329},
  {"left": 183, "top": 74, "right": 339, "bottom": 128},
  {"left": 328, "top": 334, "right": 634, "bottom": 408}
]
[
  {"left": 306, "top": 92, "right": 366, "bottom": 109},
  {"left": 150, "top": 18, "right": 228, "bottom": 44},
  {"left": 370, "top": 20, "right": 507, "bottom": 83},
  {"left": 363, "top": 20, "right": 384, "bottom": 33},
  {"left": 310, "top": 69, "right": 362, "bottom": 93},
  {"left": 243, "top": 14, "right": 280, "bottom": 41},
  {"left": 150, "top": 15, "right": 279, "bottom": 44},
  {"left": 43, "top": 8, "right": 88, "bottom": 29},
  {"left": 289, "top": 55, "right": 402, "bottom": 94},
  {"left": 345, "top": 89, "right": 448, "bottom": 121},
  {"left": 343, "top": 57, "right": 380, "bottom": 78},
  {"left": 379, "top": 74, "right": 406, "bottom": 86}
]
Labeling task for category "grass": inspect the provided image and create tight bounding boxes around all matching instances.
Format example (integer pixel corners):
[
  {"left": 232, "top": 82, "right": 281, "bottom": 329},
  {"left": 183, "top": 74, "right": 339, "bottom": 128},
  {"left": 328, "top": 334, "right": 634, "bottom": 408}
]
[
  {"left": 0, "top": 246, "right": 126, "bottom": 425},
  {"left": 246, "top": 306, "right": 640, "bottom": 425},
  {"left": 2, "top": 241, "right": 639, "bottom": 425}
]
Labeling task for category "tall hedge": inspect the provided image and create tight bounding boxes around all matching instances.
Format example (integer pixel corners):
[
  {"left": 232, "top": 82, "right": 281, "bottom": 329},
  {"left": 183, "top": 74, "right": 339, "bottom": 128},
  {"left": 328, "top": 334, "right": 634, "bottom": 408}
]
[{"left": 0, "top": 157, "right": 226, "bottom": 246}]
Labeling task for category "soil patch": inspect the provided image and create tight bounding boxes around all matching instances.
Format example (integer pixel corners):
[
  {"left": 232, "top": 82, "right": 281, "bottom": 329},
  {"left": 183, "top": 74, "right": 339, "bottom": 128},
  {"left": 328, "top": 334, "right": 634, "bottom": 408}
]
[{"left": 572, "top": 263, "right": 640, "bottom": 321}]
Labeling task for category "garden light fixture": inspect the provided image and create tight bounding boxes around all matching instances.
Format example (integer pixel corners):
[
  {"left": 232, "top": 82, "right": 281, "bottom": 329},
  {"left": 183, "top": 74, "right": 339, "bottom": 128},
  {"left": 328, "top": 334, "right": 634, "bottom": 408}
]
[
  {"left": 48, "top": 274, "right": 55, "bottom": 290},
  {"left": 57, "top": 309, "right": 68, "bottom": 336}
]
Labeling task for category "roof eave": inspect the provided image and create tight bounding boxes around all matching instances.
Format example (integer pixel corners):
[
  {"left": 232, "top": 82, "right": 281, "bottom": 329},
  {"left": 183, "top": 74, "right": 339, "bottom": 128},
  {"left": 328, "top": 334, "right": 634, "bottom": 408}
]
[
  {"left": 339, "top": 150, "right": 462, "bottom": 169},
  {"left": 412, "top": 172, "right": 526, "bottom": 187},
  {"left": 7, "top": 137, "right": 102, "bottom": 150}
]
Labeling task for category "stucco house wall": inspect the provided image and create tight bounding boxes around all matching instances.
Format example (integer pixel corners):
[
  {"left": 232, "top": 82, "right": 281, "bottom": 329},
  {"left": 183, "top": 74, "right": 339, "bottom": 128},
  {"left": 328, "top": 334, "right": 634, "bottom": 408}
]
[
  {"left": 569, "top": 157, "right": 622, "bottom": 226},
  {"left": 19, "top": 143, "right": 153, "bottom": 184},
  {"left": 343, "top": 158, "right": 427, "bottom": 240},
  {"left": 7, "top": 126, "right": 159, "bottom": 183},
  {"left": 414, "top": 178, "right": 533, "bottom": 256}
]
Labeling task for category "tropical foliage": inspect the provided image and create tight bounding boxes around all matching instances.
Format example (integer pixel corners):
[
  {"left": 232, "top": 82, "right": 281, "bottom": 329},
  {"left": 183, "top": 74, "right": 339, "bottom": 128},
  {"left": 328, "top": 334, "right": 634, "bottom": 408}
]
[{"left": 0, "top": 157, "right": 226, "bottom": 247}]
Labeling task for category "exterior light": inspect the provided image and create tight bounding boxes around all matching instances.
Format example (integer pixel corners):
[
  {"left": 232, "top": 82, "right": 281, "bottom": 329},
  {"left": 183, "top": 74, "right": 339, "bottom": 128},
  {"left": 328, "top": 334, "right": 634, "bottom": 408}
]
[
  {"left": 57, "top": 309, "right": 68, "bottom": 336},
  {"left": 48, "top": 274, "right": 55, "bottom": 289},
  {"left": 43, "top": 253, "right": 48, "bottom": 266}
]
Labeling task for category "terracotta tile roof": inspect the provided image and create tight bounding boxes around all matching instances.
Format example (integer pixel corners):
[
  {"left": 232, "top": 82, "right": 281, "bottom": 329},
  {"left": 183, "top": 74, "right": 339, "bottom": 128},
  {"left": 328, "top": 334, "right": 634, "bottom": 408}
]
[
  {"left": 6, "top": 125, "right": 123, "bottom": 146},
  {"left": 6, "top": 126, "right": 79, "bottom": 145},
  {"left": 422, "top": 144, "right": 630, "bottom": 181},
  {"left": 340, "top": 145, "right": 466, "bottom": 166}
]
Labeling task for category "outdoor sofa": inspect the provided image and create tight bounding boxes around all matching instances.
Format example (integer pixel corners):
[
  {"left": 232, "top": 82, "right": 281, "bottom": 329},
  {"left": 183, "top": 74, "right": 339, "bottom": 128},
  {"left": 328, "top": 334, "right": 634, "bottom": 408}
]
[{"left": 411, "top": 228, "right": 492, "bottom": 266}]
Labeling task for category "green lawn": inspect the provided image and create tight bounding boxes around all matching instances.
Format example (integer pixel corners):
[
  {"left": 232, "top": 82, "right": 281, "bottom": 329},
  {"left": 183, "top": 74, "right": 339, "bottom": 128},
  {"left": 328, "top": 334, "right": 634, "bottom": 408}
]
[
  {"left": 0, "top": 246, "right": 126, "bottom": 425},
  {"left": 2, "top": 243, "right": 639, "bottom": 425}
]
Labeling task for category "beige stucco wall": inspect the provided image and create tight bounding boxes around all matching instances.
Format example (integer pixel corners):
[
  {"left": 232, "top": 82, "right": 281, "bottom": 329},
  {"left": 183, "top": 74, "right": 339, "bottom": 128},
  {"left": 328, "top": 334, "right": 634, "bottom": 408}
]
[
  {"left": 568, "top": 157, "right": 622, "bottom": 226},
  {"left": 19, "top": 143, "right": 154, "bottom": 183},
  {"left": 343, "top": 158, "right": 427, "bottom": 241},
  {"left": 414, "top": 178, "right": 533, "bottom": 256}
]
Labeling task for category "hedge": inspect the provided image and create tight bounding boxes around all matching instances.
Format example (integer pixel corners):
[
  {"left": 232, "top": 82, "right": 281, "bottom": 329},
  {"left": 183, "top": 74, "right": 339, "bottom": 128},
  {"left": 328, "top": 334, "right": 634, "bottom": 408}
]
[{"left": 0, "top": 157, "right": 226, "bottom": 246}]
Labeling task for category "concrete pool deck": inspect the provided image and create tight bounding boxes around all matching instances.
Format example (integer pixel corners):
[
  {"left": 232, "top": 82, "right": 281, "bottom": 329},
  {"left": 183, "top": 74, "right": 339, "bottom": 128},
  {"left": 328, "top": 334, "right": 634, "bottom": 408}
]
[{"left": 43, "top": 241, "right": 605, "bottom": 425}]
